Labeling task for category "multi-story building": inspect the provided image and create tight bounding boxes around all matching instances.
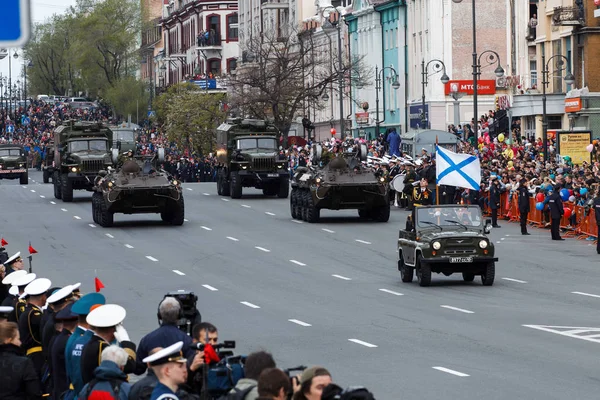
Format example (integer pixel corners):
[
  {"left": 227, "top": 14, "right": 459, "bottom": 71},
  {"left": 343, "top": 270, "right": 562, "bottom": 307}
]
[
  {"left": 159, "top": 0, "right": 239, "bottom": 88},
  {"left": 140, "top": 0, "right": 166, "bottom": 101}
]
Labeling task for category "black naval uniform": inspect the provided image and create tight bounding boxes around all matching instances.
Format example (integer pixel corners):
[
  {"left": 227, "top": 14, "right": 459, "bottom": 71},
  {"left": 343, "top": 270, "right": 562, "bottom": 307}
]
[
  {"left": 1, "top": 295, "right": 26, "bottom": 323},
  {"left": 18, "top": 303, "right": 45, "bottom": 378},
  {"left": 518, "top": 184, "right": 531, "bottom": 235},
  {"left": 547, "top": 191, "right": 564, "bottom": 240},
  {"left": 408, "top": 186, "right": 434, "bottom": 231},
  {"left": 51, "top": 328, "right": 72, "bottom": 400},
  {"left": 80, "top": 334, "right": 138, "bottom": 385},
  {"left": 593, "top": 196, "right": 600, "bottom": 254}
]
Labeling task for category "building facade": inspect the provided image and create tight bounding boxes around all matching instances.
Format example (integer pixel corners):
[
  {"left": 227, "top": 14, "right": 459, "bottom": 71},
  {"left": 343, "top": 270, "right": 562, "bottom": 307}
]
[
  {"left": 159, "top": 0, "right": 239, "bottom": 88},
  {"left": 140, "top": 0, "right": 166, "bottom": 104}
]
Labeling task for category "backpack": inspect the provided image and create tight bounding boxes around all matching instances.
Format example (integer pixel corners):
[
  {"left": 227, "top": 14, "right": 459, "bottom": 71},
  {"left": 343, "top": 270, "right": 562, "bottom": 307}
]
[
  {"left": 80, "top": 378, "right": 122, "bottom": 400},
  {"left": 216, "top": 385, "right": 256, "bottom": 400},
  {"left": 206, "top": 355, "right": 246, "bottom": 397}
]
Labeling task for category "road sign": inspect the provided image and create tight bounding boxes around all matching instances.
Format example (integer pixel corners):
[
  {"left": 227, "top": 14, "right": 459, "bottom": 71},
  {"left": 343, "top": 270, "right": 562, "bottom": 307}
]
[
  {"left": 0, "top": 0, "right": 31, "bottom": 47},
  {"left": 6, "top": 125, "right": 14, "bottom": 133},
  {"left": 147, "top": 110, "right": 156, "bottom": 118},
  {"left": 22, "top": 116, "right": 30, "bottom": 126}
]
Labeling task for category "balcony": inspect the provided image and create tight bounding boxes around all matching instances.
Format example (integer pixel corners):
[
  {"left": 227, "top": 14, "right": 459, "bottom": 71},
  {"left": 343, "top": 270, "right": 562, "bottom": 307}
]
[
  {"left": 197, "top": 33, "right": 222, "bottom": 49},
  {"left": 261, "top": 0, "right": 289, "bottom": 10},
  {"left": 552, "top": 6, "right": 584, "bottom": 26},
  {"left": 526, "top": 25, "right": 536, "bottom": 43}
]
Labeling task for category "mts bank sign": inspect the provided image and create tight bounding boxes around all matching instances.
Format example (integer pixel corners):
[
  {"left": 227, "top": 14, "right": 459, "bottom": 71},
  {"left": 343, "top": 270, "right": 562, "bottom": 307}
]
[{"left": 445, "top": 80, "right": 497, "bottom": 95}]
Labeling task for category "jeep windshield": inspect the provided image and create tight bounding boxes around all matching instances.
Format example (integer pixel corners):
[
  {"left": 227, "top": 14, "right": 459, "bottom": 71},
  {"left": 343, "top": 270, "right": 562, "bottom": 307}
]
[
  {"left": 0, "top": 149, "right": 22, "bottom": 157},
  {"left": 416, "top": 206, "right": 482, "bottom": 228},
  {"left": 69, "top": 140, "right": 108, "bottom": 152},
  {"left": 237, "top": 138, "right": 277, "bottom": 151}
]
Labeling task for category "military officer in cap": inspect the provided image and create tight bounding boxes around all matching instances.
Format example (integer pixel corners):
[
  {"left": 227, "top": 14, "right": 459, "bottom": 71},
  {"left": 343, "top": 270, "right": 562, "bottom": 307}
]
[
  {"left": 412, "top": 178, "right": 433, "bottom": 207},
  {"left": 517, "top": 178, "right": 531, "bottom": 235},
  {"left": 4, "top": 251, "right": 25, "bottom": 275},
  {"left": 547, "top": 185, "right": 565, "bottom": 240},
  {"left": 18, "top": 277, "right": 52, "bottom": 378},
  {"left": 80, "top": 304, "right": 138, "bottom": 385},
  {"left": 51, "top": 301, "right": 80, "bottom": 400},
  {"left": 42, "top": 284, "right": 80, "bottom": 359},
  {"left": 64, "top": 293, "right": 106, "bottom": 400},
  {"left": 143, "top": 341, "right": 188, "bottom": 400},
  {"left": 0, "top": 305, "right": 14, "bottom": 322},
  {"left": 5, "top": 272, "right": 36, "bottom": 323},
  {"left": 1, "top": 269, "right": 28, "bottom": 308}
]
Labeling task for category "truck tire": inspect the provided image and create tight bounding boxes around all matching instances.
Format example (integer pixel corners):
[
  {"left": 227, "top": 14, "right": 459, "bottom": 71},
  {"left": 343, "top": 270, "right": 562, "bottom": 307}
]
[
  {"left": 462, "top": 272, "right": 475, "bottom": 282},
  {"left": 372, "top": 203, "right": 390, "bottom": 222},
  {"left": 61, "top": 173, "right": 73, "bottom": 202},
  {"left": 20, "top": 170, "right": 28, "bottom": 185},
  {"left": 217, "top": 173, "right": 224, "bottom": 195},
  {"left": 277, "top": 177, "right": 289, "bottom": 198},
  {"left": 230, "top": 171, "right": 242, "bottom": 199},
  {"left": 221, "top": 171, "right": 230, "bottom": 196},
  {"left": 399, "top": 252, "right": 413, "bottom": 282},
  {"left": 162, "top": 197, "right": 185, "bottom": 226},
  {"left": 98, "top": 196, "right": 114, "bottom": 227},
  {"left": 43, "top": 169, "right": 50, "bottom": 184},
  {"left": 53, "top": 171, "right": 62, "bottom": 199},
  {"left": 416, "top": 255, "right": 432, "bottom": 287},
  {"left": 481, "top": 262, "right": 495, "bottom": 286}
]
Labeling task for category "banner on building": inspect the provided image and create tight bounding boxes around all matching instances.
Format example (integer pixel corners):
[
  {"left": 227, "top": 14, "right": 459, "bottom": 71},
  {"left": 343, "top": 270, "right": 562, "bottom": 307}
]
[
  {"left": 565, "top": 97, "right": 583, "bottom": 113},
  {"left": 408, "top": 104, "right": 428, "bottom": 129},
  {"left": 445, "top": 80, "right": 496, "bottom": 95},
  {"left": 557, "top": 131, "right": 592, "bottom": 165},
  {"left": 355, "top": 112, "right": 369, "bottom": 124}
]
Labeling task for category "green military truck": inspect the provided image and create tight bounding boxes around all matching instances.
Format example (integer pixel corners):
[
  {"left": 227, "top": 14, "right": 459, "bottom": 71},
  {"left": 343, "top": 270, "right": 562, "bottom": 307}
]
[
  {"left": 42, "top": 141, "right": 55, "bottom": 183},
  {"left": 0, "top": 144, "right": 28, "bottom": 184},
  {"left": 215, "top": 118, "right": 289, "bottom": 199},
  {"left": 53, "top": 121, "right": 115, "bottom": 202},
  {"left": 110, "top": 122, "right": 139, "bottom": 154}
]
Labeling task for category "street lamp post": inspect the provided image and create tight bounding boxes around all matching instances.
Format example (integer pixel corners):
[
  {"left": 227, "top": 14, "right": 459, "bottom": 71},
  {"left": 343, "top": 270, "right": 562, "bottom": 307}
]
[
  {"left": 541, "top": 54, "right": 575, "bottom": 162},
  {"left": 375, "top": 65, "right": 401, "bottom": 135},
  {"left": 421, "top": 59, "right": 450, "bottom": 129},
  {"left": 321, "top": 6, "right": 346, "bottom": 137}
]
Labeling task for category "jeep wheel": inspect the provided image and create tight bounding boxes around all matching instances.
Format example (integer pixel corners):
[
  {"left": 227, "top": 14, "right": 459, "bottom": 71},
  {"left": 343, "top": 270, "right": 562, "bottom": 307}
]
[
  {"left": 481, "top": 262, "right": 495, "bottom": 286},
  {"left": 98, "top": 195, "right": 114, "bottom": 227},
  {"left": 462, "top": 273, "right": 475, "bottom": 282},
  {"left": 399, "top": 252, "right": 413, "bottom": 283},
  {"left": 372, "top": 203, "right": 390, "bottom": 222},
  {"left": 230, "top": 171, "right": 242, "bottom": 199},
  {"left": 43, "top": 169, "right": 50, "bottom": 184},
  {"left": 277, "top": 177, "right": 289, "bottom": 198},
  {"left": 20, "top": 170, "right": 28, "bottom": 185},
  {"left": 61, "top": 173, "right": 73, "bottom": 202},
  {"left": 358, "top": 209, "right": 370, "bottom": 219},
  {"left": 53, "top": 171, "right": 62, "bottom": 199},
  {"left": 416, "top": 255, "right": 432, "bottom": 287},
  {"left": 162, "top": 197, "right": 185, "bottom": 226},
  {"left": 305, "top": 190, "right": 320, "bottom": 223}
]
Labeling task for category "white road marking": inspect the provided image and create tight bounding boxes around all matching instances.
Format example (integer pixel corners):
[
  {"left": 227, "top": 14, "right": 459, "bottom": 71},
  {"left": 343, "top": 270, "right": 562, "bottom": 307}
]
[
  {"left": 184, "top": 219, "right": 189, "bottom": 222},
  {"left": 289, "top": 319, "right": 312, "bottom": 327},
  {"left": 30, "top": 189, "right": 36, "bottom": 193},
  {"left": 348, "top": 339, "right": 378, "bottom": 348},
  {"left": 322, "top": 228, "right": 335, "bottom": 233},
  {"left": 432, "top": 367, "right": 470, "bottom": 377},
  {"left": 202, "top": 284, "right": 218, "bottom": 291},
  {"left": 186, "top": 188, "right": 193, "bottom": 191},
  {"left": 240, "top": 301, "right": 260, "bottom": 309},
  {"left": 505, "top": 234, "right": 510, "bottom": 237},
  {"left": 61, "top": 208, "right": 68, "bottom": 212},
  {"left": 172, "top": 269, "right": 186, "bottom": 276},
  {"left": 572, "top": 291, "right": 600, "bottom": 299},
  {"left": 105, "top": 234, "right": 114, "bottom": 239},
  {"left": 289, "top": 260, "right": 306, "bottom": 266},
  {"left": 74, "top": 216, "right": 81, "bottom": 220},
  {"left": 28, "top": 178, "right": 31, "bottom": 180},
  {"left": 124, "top": 244, "right": 134, "bottom": 249},
  {"left": 241, "top": 204, "right": 251, "bottom": 208},
  {"left": 502, "top": 277, "right": 527, "bottom": 284},
  {"left": 500, "top": 238, "right": 506, "bottom": 241},
  {"left": 441, "top": 305, "right": 474, "bottom": 314},
  {"left": 221, "top": 198, "right": 230, "bottom": 202},
  {"left": 291, "top": 219, "right": 303, "bottom": 224},
  {"left": 146, "top": 256, "right": 159, "bottom": 262},
  {"left": 332, "top": 274, "right": 352, "bottom": 281},
  {"left": 203, "top": 193, "right": 210, "bottom": 196},
  {"left": 265, "top": 212, "right": 276, "bottom": 216},
  {"left": 496, "top": 241, "right": 501, "bottom": 244},
  {"left": 50, "top": 201, "right": 56, "bottom": 205},
  {"left": 201, "top": 226, "right": 212, "bottom": 231},
  {"left": 523, "top": 325, "right": 600, "bottom": 344},
  {"left": 355, "top": 239, "right": 371, "bottom": 245},
  {"left": 379, "top": 289, "right": 404, "bottom": 296},
  {"left": 226, "top": 236, "right": 239, "bottom": 242},
  {"left": 89, "top": 224, "right": 96, "bottom": 228},
  {"left": 21, "top": 186, "right": 26, "bottom": 188},
  {"left": 255, "top": 246, "right": 271, "bottom": 252},
  {"left": 39, "top": 195, "right": 45, "bottom": 198}
]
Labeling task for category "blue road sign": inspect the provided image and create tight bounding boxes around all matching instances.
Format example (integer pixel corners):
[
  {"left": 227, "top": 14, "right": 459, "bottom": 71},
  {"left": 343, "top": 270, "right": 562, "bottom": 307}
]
[
  {"left": 0, "top": 0, "right": 31, "bottom": 47},
  {"left": 7, "top": 125, "right": 15, "bottom": 133},
  {"left": 147, "top": 111, "right": 156, "bottom": 118},
  {"left": 22, "top": 117, "right": 30, "bottom": 126}
]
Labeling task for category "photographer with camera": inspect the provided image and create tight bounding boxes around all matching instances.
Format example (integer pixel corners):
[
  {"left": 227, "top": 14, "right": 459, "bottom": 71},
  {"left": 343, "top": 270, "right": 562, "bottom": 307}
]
[{"left": 186, "top": 322, "right": 219, "bottom": 395}]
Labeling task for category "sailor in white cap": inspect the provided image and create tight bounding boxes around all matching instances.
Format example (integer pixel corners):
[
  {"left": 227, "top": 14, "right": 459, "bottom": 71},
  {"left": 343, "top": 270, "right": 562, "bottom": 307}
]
[
  {"left": 4, "top": 251, "right": 24, "bottom": 275},
  {"left": 18, "top": 277, "right": 52, "bottom": 376},
  {"left": 143, "top": 341, "right": 188, "bottom": 400},
  {"left": 3, "top": 272, "right": 36, "bottom": 322},
  {"left": 0, "top": 305, "right": 14, "bottom": 322},
  {"left": 1, "top": 269, "right": 28, "bottom": 307},
  {"left": 80, "top": 304, "right": 138, "bottom": 386},
  {"left": 41, "top": 284, "right": 80, "bottom": 360}
]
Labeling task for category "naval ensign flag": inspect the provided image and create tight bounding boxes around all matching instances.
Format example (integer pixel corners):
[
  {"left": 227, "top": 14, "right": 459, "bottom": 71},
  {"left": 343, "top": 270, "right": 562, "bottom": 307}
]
[{"left": 435, "top": 146, "right": 481, "bottom": 191}]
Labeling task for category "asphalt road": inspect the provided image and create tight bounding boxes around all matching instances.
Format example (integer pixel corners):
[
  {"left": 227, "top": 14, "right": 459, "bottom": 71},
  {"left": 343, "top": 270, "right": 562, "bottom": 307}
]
[{"left": 2, "top": 171, "right": 600, "bottom": 399}]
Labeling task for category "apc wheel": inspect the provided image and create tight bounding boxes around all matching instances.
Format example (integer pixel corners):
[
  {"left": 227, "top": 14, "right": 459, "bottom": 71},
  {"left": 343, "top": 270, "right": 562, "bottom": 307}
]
[
  {"left": 162, "top": 197, "right": 185, "bottom": 226},
  {"left": 230, "top": 171, "right": 242, "bottom": 199},
  {"left": 305, "top": 191, "right": 320, "bottom": 223},
  {"left": 43, "top": 169, "right": 50, "bottom": 184},
  {"left": 61, "top": 173, "right": 73, "bottom": 202},
  {"left": 481, "top": 262, "right": 495, "bottom": 286},
  {"left": 416, "top": 255, "right": 431, "bottom": 287},
  {"left": 372, "top": 203, "right": 390, "bottom": 222},
  {"left": 92, "top": 193, "right": 102, "bottom": 224},
  {"left": 217, "top": 173, "right": 224, "bottom": 195},
  {"left": 277, "top": 177, "right": 289, "bottom": 198},
  {"left": 53, "top": 171, "right": 62, "bottom": 199},
  {"left": 290, "top": 189, "right": 299, "bottom": 219},
  {"left": 301, "top": 190, "right": 310, "bottom": 221},
  {"left": 399, "top": 253, "right": 413, "bottom": 283},
  {"left": 20, "top": 170, "right": 28, "bottom": 185},
  {"left": 98, "top": 196, "right": 113, "bottom": 227},
  {"left": 462, "top": 273, "right": 475, "bottom": 282}
]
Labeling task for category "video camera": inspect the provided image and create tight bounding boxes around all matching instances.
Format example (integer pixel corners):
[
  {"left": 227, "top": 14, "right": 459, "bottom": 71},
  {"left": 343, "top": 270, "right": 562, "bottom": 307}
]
[
  {"left": 322, "top": 386, "right": 375, "bottom": 400},
  {"left": 159, "top": 291, "right": 202, "bottom": 336},
  {"left": 189, "top": 340, "right": 236, "bottom": 358}
]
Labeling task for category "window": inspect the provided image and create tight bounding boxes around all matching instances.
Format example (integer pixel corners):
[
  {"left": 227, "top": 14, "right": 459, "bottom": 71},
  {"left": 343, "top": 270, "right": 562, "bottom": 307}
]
[
  {"left": 206, "top": 15, "right": 220, "bottom": 44},
  {"left": 547, "top": 116, "right": 562, "bottom": 130},
  {"left": 227, "top": 58, "right": 237, "bottom": 73},
  {"left": 530, "top": 60, "right": 537, "bottom": 87},
  {"left": 227, "top": 14, "right": 238, "bottom": 41},
  {"left": 208, "top": 59, "right": 221, "bottom": 75}
]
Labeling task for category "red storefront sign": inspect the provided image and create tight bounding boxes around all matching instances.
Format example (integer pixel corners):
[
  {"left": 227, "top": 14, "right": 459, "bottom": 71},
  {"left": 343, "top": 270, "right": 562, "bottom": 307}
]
[{"left": 445, "top": 80, "right": 497, "bottom": 95}]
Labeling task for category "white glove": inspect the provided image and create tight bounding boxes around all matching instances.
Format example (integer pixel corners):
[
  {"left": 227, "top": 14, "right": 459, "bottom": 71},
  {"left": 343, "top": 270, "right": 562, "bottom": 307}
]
[{"left": 114, "top": 324, "right": 130, "bottom": 342}]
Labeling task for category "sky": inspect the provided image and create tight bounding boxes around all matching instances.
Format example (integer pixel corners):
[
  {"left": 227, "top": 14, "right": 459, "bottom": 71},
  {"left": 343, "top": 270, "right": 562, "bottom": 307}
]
[{"left": 0, "top": 0, "right": 77, "bottom": 94}]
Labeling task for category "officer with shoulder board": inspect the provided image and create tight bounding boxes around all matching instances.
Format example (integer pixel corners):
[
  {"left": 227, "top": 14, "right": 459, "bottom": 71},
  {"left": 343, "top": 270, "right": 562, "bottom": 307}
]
[
  {"left": 546, "top": 185, "right": 565, "bottom": 241},
  {"left": 518, "top": 178, "right": 531, "bottom": 235},
  {"left": 143, "top": 341, "right": 188, "bottom": 400},
  {"left": 407, "top": 178, "right": 434, "bottom": 231}
]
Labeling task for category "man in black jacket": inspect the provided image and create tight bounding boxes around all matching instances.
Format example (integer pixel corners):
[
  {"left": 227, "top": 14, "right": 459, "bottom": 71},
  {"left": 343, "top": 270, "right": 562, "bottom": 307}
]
[
  {"left": 489, "top": 176, "right": 503, "bottom": 228},
  {"left": 518, "top": 179, "right": 531, "bottom": 235},
  {"left": 547, "top": 186, "right": 565, "bottom": 240},
  {"left": 593, "top": 189, "right": 600, "bottom": 254}
]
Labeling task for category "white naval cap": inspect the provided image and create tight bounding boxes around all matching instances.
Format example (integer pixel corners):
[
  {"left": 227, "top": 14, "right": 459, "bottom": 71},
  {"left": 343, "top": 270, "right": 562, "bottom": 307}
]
[
  {"left": 12, "top": 272, "right": 37, "bottom": 288},
  {"left": 86, "top": 304, "right": 126, "bottom": 328},
  {"left": 47, "top": 285, "right": 77, "bottom": 304},
  {"left": 22, "top": 278, "right": 52, "bottom": 298},
  {"left": 142, "top": 341, "right": 186, "bottom": 366},
  {"left": 0, "top": 306, "right": 14, "bottom": 318},
  {"left": 2, "top": 269, "right": 27, "bottom": 285},
  {"left": 4, "top": 252, "right": 22, "bottom": 265},
  {"left": 8, "top": 285, "right": 19, "bottom": 296}
]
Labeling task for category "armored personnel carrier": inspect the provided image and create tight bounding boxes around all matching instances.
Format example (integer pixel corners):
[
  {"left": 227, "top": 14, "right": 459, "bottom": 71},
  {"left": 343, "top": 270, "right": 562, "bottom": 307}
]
[
  {"left": 290, "top": 143, "right": 390, "bottom": 223},
  {"left": 91, "top": 148, "right": 185, "bottom": 227}
]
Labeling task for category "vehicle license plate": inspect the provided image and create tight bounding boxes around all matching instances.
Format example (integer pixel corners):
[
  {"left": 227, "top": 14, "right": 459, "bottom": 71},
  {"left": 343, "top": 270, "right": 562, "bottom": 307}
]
[
  {"left": 267, "top": 173, "right": 278, "bottom": 177},
  {"left": 450, "top": 257, "right": 473, "bottom": 263}
]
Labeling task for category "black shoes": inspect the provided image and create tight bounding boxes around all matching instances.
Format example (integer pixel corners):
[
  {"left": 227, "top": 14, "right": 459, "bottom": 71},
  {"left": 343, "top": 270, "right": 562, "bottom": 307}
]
[{"left": 522, "top": 232, "right": 531, "bottom": 235}]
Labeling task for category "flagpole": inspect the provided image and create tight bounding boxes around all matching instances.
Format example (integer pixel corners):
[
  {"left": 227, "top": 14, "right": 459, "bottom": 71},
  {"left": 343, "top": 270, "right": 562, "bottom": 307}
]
[{"left": 435, "top": 137, "right": 439, "bottom": 205}]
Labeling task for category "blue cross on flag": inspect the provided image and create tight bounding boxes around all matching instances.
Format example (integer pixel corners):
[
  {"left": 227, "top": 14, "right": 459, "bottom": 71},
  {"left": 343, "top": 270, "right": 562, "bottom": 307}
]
[{"left": 435, "top": 145, "right": 481, "bottom": 191}]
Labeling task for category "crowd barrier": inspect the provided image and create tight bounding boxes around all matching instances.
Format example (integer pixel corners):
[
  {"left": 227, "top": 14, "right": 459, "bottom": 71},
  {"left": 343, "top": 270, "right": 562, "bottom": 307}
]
[{"left": 479, "top": 192, "right": 598, "bottom": 243}]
